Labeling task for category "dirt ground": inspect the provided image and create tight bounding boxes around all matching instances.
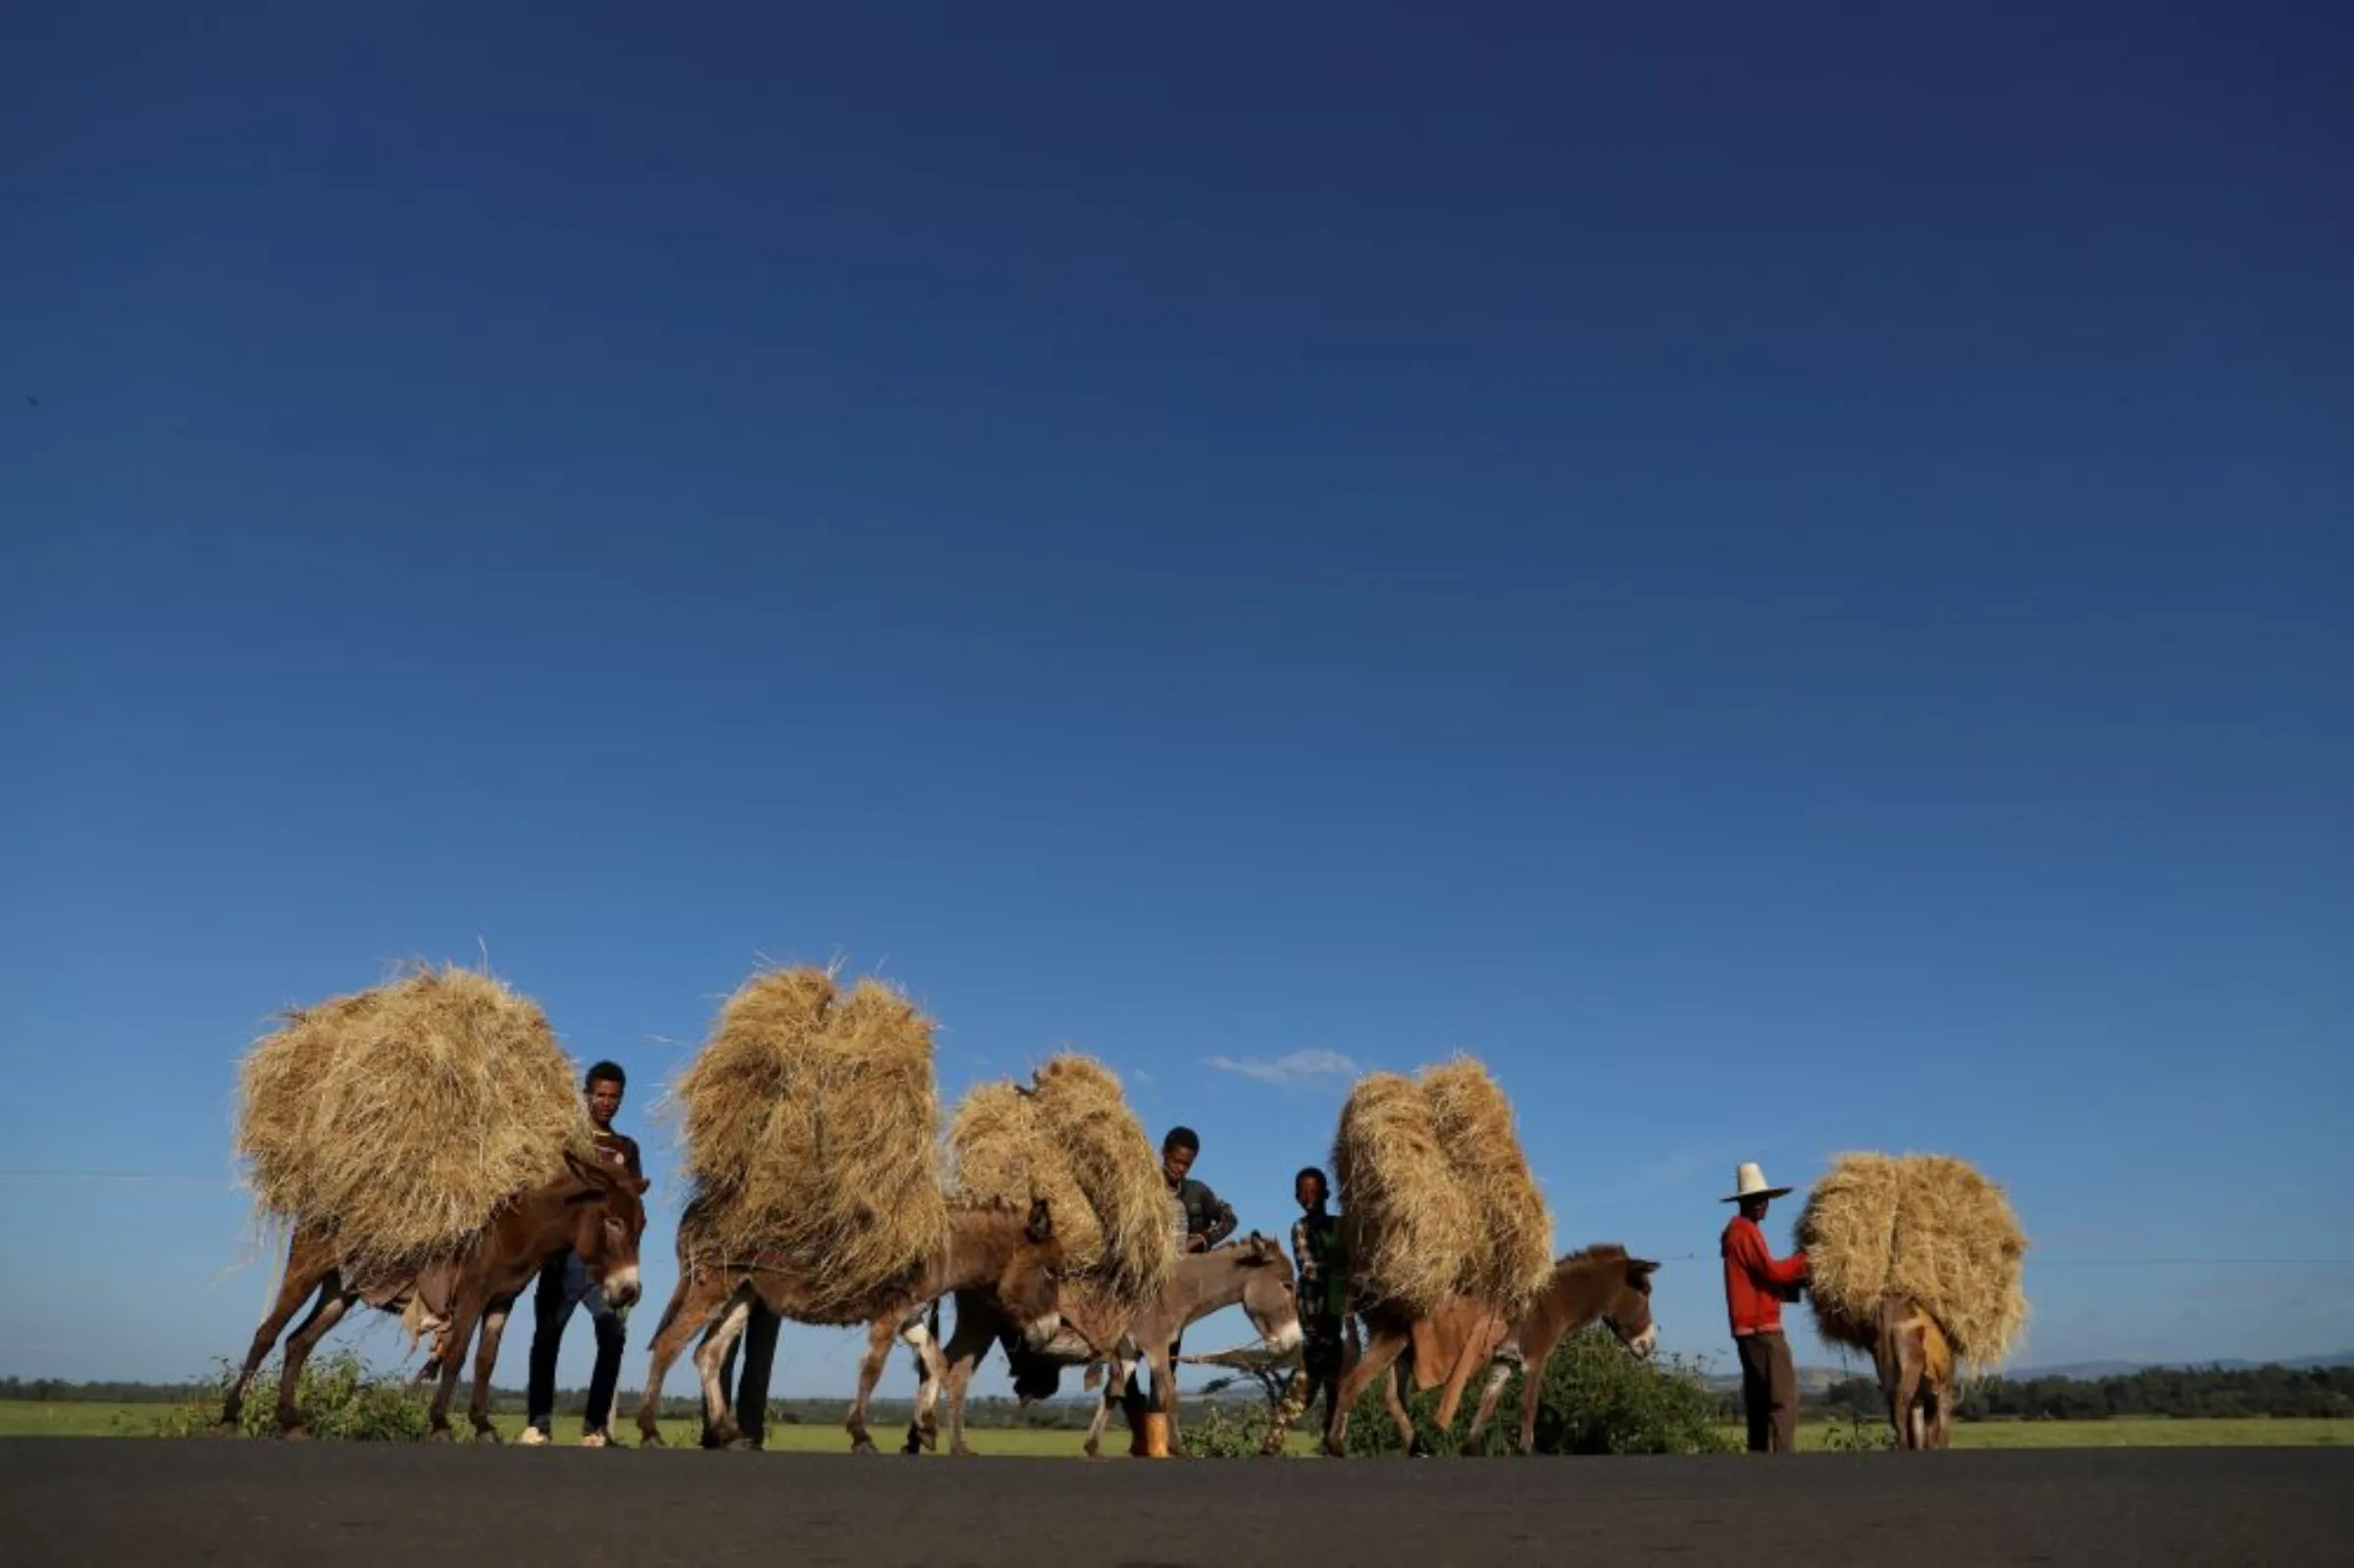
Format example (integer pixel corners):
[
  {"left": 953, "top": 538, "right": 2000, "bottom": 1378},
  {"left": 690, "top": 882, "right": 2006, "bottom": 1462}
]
[{"left": 4, "top": 1438, "right": 2347, "bottom": 1565}]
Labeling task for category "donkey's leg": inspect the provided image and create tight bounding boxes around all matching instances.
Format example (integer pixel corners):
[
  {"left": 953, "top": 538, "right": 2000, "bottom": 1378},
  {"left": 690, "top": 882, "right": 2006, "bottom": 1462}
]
[
  {"left": 222, "top": 1242, "right": 333, "bottom": 1433},
  {"left": 274, "top": 1284, "right": 358, "bottom": 1438},
  {"left": 898, "top": 1311, "right": 944, "bottom": 1454},
  {"left": 1144, "top": 1341, "right": 1187, "bottom": 1457},
  {"left": 426, "top": 1287, "right": 492, "bottom": 1441},
  {"left": 466, "top": 1299, "right": 513, "bottom": 1441},
  {"left": 1083, "top": 1357, "right": 1127, "bottom": 1459},
  {"left": 1324, "top": 1326, "right": 1407, "bottom": 1457},
  {"left": 1462, "top": 1361, "right": 1514, "bottom": 1455},
  {"left": 691, "top": 1290, "right": 756, "bottom": 1449},
  {"left": 1380, "top": 1360, "right": 1424, "bottom": 1455},
  {"left": 1891, "top": 1350, "right": 1923, "bottom": 1452},
  {"left": 846, "top": 1312, "right": 902, "bottom": 1454},
  {"left": 634, "top": 1270, "right": 719, "bottom": 1446},
  {"left": 937, "top": 1310, "right": 998, "bottom": 1459},
  {"left": 1497, "top": 1329, "right": 1554, "bottom": 1457}
]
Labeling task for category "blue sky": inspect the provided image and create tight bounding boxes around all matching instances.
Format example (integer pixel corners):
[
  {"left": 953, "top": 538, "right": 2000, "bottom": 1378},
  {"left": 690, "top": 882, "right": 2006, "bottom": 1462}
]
[{"left": 4, "top": 4, "right": 2349, "bottom": 1400}]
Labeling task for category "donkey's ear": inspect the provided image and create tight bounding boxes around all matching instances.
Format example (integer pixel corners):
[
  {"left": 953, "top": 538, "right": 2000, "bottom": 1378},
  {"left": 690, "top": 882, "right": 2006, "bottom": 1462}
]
[
  {"left": 1025, "top": 1196, "right": 1054, "bottom": 1243},
  {"left": 562, "top": 1148, "right": 607, "bottom": 1188},
  {"left": 1629, "top": 1258, "right": 1662, "bottom": 1279}
]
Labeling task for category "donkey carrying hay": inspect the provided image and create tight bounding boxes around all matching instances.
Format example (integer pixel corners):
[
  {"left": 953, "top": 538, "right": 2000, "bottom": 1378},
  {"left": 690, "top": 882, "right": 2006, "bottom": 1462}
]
[
  {"left": 1795, "top": 1151, "right": 2028, "bottom": 1449},
  {"left": 226, "top": 963, "right": 645, "bottom": 1442}
]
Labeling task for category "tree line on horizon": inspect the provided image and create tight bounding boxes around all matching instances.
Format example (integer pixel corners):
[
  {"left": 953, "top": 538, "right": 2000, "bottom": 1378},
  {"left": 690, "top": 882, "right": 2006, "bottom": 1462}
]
[{"left": 1809, "top": 1363, "right": 2353, "bottom": 1423}]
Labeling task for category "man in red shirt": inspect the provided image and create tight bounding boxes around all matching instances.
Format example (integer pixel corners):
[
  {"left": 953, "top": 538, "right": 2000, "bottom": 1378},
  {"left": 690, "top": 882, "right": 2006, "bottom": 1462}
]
[{"left": 1720, "top": 1162, "right": 1810, "bottom": 1453}]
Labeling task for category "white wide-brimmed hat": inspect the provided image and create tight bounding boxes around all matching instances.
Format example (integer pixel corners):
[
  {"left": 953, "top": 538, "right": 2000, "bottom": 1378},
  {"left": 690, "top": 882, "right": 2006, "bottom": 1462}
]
[{"left": 1721, "top": 1162, "right": 1794, "bottom": 1204}]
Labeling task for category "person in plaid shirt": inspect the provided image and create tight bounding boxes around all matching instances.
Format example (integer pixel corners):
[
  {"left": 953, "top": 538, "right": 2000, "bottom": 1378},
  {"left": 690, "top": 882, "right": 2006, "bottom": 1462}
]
[{"left": 1262, "top": 1165, "right": 1354, "bottom": 1452}]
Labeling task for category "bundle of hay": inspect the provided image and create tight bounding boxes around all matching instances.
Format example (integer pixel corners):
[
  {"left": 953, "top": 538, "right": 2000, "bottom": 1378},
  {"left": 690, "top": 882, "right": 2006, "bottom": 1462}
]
[
  {"left": 1420, "top": 1059, "right": 1555, "bottom": 1309},
  {"left": 668, "top": 965, "right": 948, "bottom": 1314},
  {"left": 1333, "top": 1057, "right": 1553, "bottom": 1319},
  {"left": 947, "top": 1053, "right": 1173, "bottom": 1309},
  {"left": 1795, "top": 1151, "right": 2029, "bottom": 1377},
  {"left": 233, "top": 964, "right": 588, "bottom": 1276}
]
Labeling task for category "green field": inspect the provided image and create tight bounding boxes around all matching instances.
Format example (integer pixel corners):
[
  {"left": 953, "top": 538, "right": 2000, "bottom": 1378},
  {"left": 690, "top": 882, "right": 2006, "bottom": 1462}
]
[
  {"left": 0, "top": 1401, "right": 1190, "bottom": 1454},
  {"left": 1736, "top": 1417, "right": 2348, "bottom": 1451},
  {"left": 4, "top": 1401, "right": 2346, "bottom": 1451}
]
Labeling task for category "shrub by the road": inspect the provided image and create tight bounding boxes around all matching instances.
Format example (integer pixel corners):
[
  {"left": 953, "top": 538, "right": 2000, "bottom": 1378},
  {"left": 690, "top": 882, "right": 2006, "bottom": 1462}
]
[
  {"left": 147, "top": 1351, "right": 432, "bottom": 1441},
  {"left": 1344, "top": 1327, "right": 1734, "bottom": 1457},
  {"left": 1180, "top": 1401, "right": 1282, "bottom": 1457}
]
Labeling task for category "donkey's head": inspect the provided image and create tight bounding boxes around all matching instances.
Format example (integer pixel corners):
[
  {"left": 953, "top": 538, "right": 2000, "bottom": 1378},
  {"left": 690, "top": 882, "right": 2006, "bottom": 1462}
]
[
  {"left": 1229, "top": 1232, "right": 1305, "bottom": 1355},
  {"left": 1599, "top": 1254, "right": 1662, "bottom": 1359},
  {"left": 558, "top": 1148, "right": 651, "bottom": 1309},
  {"left": 994, "top": 1196, "right": 1066, "bottom": 1351}
]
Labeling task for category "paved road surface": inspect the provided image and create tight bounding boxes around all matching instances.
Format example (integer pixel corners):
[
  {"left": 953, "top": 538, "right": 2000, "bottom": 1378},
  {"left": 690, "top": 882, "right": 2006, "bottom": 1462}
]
[{"left": 6, "top": 1440, "right": 2348, "bottom": 1565}]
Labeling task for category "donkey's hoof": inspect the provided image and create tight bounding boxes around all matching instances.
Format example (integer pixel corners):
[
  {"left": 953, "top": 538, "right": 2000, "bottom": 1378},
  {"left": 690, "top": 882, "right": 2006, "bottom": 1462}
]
[
  {"left": 280, "top": 1425, "right": 312, "bottom": 1442},
  {"left": 640, "top": 1431, "right": 667, "bottom": 1449},
  {"left": 723, "top": 1438, "right": 757, "bottom": 1452},
  {"left": 473, "top": 1427, "right": 502, "bottom": 1446},
  {"left": 851, "top": 1437, "right": 878, "bottom": 1455},
  {"left": 209, "top": 1420, "right": 242, "bottom": 1440},
  {"left": 425, "top": 1427, "right": 455, "bottom": 1445}
]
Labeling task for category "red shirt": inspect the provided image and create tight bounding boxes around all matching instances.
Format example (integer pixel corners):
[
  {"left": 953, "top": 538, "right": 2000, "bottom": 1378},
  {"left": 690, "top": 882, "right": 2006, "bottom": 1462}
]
[{"left": 1721, "top": 1215, "right": 1808, "bottom": 1337}]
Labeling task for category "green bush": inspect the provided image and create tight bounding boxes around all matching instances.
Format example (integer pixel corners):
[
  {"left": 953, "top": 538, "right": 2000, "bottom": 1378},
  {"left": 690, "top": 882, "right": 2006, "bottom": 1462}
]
[
  {"left": 1819, "top": 1410, "right": 1896, "bottom": 1452},
  {"left": 1345, "top": 1328, "right": 1735, "bottom": 1457},
  {"left": 1179, "top": 1401, "right": 1286, "bottom": 1458},
  {"left": 146, "top": 1351, "right": 434, "bottom": 1442}
]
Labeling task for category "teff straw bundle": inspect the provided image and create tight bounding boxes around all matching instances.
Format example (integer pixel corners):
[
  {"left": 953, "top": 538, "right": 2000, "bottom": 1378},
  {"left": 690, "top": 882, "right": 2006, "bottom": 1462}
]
[
  {"left": 1334, "top": 1056, "right": 1554, "bottom": 1319},
  {"left": 947, "top": 1053, "right": 1174, "bottom": 1308},
  {"left": 233, "top": 963, "right": 589, "bottom": 1277},
  {"left": 1795, "top": 1151, "right": 2029, "bottom": 1378},
  {"left": 668, "top": 965, "right": 948, "bottom": 1314}
]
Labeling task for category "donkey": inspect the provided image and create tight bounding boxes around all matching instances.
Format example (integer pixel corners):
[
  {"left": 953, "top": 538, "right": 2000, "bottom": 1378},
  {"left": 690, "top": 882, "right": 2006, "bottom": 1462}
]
[
  {"left": 1320, "top": 1244, "right": 1662, "bottom": 1458},
  {"left": 634, "top": 1196, "right": 1065, "bottom": 1450},
  {"left": 1875, "top": 1294, "right": 1955, "bottom": 1450},
  {"left": 911, "top": 1232, "right": 1303, "bottom": 1458},
  {"left": 220, "top": 1149, "right": 650, "bottom": 1441}
]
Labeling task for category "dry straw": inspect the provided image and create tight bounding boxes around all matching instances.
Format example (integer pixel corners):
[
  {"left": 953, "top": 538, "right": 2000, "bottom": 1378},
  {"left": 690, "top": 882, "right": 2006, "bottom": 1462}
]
[
  {"left": 233, "top": 963, "right": 588, "bottom": 1278},
  {"left": 1795, "top": 1151, "right": 2029, "bottom": 1377},
  {"left": 947, "top": 1053, "right": 1173, "bottom": 1309},
  {"left": 1420, "top": 1057, "right": 1556, "bottom": 1311},
  {"left": 1334, "top": 1057, "right": 1553, "bottom": 1320},
  {"left": 668, "top": 965, "right": 947, "bottom": 1315}
]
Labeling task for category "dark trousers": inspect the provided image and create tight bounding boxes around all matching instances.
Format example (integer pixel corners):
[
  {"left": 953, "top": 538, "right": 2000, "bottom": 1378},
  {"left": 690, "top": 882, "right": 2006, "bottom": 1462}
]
[
  {"left": 713, "top": 1304, "right": 782, "bottom": 1445},
  {"left": 1736, "top": 1331, "right": 1799, "bottom": 1453},
  {"left": 527, "top": 1252, "right": 625, "bottom": 1433}
]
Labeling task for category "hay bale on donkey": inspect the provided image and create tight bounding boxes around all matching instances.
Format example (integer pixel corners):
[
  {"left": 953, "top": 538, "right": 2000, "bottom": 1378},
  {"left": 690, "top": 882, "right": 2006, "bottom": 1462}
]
[
  {"left": 636, "top": 966, "right": 1068, "bottom": 1453},
  {"left": 1332, "top": 1057, "right": 1554, "bottom": 1318},
  {"left": 225, "top": 963, "right": 649, "bottom": 1441},
  {"left": 948, "top": 1055, "right": 1174, "bottom": 1307},
  {"left": 1794, "top": 1151, "right": 2028, "bottom": 1449},
  {"left": 1323, "top": 1057, "right": 1581, "bottom": 1457},
  {"left": 666, "top": 964, "right": 948, "bottom": 1308},
  {"left": 932, "top": 1054, "right": 1182, "bottom": 1453}
]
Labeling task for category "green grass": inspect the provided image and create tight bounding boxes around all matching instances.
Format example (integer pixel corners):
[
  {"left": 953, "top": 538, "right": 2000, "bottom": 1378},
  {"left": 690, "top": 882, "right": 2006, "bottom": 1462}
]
[
  {"left": 0, "top": 1400, "right": 1231, "bottom": 1454},
  {"left": 2, "top": 1401, "right": 2339, "bottom": 1451},
  {"left": 1731, "top": 1417, "right": 2349, "bottom": 1450}
]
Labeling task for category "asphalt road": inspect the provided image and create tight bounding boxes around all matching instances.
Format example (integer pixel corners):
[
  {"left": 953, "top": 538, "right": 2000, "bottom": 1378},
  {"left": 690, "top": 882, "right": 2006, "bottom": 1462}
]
[{"left": 5, "top": 1440, "right": 2348, "bottom": 1566}]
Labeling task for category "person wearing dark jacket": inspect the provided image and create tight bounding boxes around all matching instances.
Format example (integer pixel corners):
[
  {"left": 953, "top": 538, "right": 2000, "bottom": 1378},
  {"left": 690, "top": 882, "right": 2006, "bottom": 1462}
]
[
  {"left": 1720, "top": 1162, "right": 1810, "bottom": 1454},
  {"left": 1118, "top": 1126, "right": 1240, "bottom": 1438},
  {"left": 521, "top": 1060, "right": 642, "bottom": 1447}
]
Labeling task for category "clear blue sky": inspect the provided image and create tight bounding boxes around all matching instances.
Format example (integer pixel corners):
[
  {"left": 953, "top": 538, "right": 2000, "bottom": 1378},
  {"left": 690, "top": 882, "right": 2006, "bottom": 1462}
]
[{"left": 5, "top": 4, "right": 2349, "bottom": 1399}]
